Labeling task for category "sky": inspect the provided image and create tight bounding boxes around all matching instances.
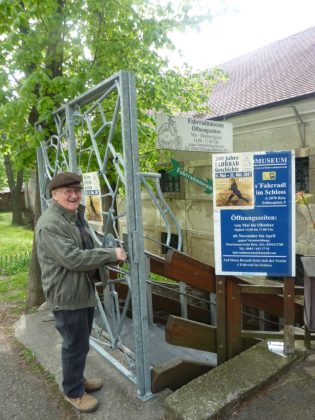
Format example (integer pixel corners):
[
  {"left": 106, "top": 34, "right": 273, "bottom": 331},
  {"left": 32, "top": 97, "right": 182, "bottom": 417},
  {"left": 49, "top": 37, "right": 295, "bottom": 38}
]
[{"left": 166, "top": 0, "right": 315, "bottom": 70}]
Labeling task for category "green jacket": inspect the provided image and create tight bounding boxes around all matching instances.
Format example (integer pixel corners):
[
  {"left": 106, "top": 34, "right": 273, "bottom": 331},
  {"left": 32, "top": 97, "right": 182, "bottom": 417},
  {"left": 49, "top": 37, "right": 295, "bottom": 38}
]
[{"left": 35, "top": 200, "right": 117, "bottom": 311}]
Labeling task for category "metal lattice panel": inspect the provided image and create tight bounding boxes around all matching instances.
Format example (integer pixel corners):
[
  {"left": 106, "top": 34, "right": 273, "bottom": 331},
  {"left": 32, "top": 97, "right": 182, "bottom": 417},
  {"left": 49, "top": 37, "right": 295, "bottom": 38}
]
[{"left": 37, "top": 71, "right": 183, "bottom": 400}]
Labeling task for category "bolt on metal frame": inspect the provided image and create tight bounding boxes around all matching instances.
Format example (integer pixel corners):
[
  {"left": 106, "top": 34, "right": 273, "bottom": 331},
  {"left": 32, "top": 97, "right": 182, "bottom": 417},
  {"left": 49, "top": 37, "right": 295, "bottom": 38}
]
[{"left": 36, "top": 71, "right": 183, "bottom": 400}]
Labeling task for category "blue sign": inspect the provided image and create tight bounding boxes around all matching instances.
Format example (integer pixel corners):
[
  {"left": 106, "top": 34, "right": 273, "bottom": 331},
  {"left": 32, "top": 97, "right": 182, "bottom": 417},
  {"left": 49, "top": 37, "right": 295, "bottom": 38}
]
[{"left": 214, "top": 151, "right": 295, "bottom": 277}]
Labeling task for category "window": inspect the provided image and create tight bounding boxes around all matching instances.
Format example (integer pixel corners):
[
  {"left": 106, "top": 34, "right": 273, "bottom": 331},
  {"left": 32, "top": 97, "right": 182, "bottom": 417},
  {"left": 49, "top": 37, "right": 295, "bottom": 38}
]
[
  {"left": 158, "top": 169, "right": 180, "bottom": 193},
  {"left": 161, "top": 232, "right": 181, "bottom": 254},
  {"left": 296, "top": 157, "right": 309, "bottom": 192}
]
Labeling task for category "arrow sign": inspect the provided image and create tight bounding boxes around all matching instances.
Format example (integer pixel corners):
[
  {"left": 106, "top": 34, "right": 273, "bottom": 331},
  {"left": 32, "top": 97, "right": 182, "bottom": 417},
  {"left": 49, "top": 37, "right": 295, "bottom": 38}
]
[{"left": 168, "top": 159, "right": 213, "bottom": 194}]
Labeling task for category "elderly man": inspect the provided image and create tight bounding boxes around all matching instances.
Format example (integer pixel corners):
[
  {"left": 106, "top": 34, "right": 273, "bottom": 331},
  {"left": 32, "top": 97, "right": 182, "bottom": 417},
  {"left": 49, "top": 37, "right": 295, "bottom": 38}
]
[{"left": 36, "top": 172, "right": 127, "bottom": 413}]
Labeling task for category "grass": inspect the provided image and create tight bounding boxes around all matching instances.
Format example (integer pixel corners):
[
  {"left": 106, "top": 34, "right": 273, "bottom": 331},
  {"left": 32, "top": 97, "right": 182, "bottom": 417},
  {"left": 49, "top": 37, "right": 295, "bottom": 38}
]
[
  {"left": 19, "top": 348, "right": 56, "bottom": 383},
  {"left": 0, "top": 211, "right": 33, "bottom": 304},
  {"left": 0, "top": 212, "right": 33, "bottom": 254},
  {"left": 0, "top": 213, "right": 77, "bottom": 418},
  {"left": 0, "top": 271, "right": 29, "bottom": 303}
]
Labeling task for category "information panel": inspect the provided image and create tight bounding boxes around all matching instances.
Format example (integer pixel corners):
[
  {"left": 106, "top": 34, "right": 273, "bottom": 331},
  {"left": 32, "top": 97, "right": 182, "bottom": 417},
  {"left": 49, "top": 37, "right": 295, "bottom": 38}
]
[
  {"left": 213, "top": 151, "right": 295, "bottom": 277},
  {"left": 156, "top": 113, "right": 233, "bottom": 153}
]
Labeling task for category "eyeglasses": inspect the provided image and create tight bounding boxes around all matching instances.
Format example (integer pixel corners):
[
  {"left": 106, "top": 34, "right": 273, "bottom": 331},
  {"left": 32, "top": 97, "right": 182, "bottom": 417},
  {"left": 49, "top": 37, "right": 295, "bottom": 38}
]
[{"left": 61, "top": 188, "right": 82, "bottom": 196}]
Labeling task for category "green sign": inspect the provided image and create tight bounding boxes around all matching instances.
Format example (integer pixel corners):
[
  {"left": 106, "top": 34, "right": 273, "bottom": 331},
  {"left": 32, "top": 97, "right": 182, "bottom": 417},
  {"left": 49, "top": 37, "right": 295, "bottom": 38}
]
[{"left": 168, "top": 159, "right": 213, "bottom": 194}]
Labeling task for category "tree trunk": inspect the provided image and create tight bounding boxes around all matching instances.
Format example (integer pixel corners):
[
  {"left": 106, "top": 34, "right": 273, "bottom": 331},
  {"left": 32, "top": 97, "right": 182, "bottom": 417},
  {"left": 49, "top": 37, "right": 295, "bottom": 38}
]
[
  {"left": 27, "top": 166, "right": 45, "bottom": 307},
  {"left": 4, "top": 154, "right": 24, "bottom": 225}
]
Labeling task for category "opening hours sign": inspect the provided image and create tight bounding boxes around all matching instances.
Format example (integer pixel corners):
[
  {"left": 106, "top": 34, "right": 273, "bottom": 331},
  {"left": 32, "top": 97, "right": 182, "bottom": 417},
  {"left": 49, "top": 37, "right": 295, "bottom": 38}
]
[{"left": 213, "top": 150, "right": 295, "bottom": 277}]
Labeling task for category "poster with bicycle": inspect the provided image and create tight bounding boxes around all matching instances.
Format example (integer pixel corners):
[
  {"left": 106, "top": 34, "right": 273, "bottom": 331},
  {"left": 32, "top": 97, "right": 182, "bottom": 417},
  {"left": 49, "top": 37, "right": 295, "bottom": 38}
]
[
  {"left": 213, "top": 152, "right": 254, "bottom": 210},
  {"left": 213, "top": 150, "right": 295, "bottom": 277}
]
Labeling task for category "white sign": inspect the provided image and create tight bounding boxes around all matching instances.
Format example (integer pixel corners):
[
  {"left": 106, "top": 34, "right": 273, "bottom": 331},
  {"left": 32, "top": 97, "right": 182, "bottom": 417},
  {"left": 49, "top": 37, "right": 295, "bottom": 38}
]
[{"left": 156, "top": 113, "right": 233, "bottom": 153}]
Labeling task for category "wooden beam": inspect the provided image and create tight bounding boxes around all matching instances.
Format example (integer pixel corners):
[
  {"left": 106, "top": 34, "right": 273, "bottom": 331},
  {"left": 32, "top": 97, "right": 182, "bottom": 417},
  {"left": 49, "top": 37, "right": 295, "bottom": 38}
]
[
  {"left": 165, "top": 315, "right": 260, "bottom": 354},
  {"left": 240, "top": 285, "right": 284, "bottom": 294},
  {"left": 284, "top": 277, "right": 295, "bottom": 354},
  {"left": 151, "top": 358, "right": 214, "bottom": 393},
  {"left": 241, "top": 293, "right": 303, "bottom": 324},
  {"left": 226, "top": 279, "right": 242, "bottom": 359},
  {"left": 240, "top": 284, "right": 304, "bottom": 295},
  {"left": 165, "top": 315, "right": 217, "bottom": 353},
  {"left": 165, "top": 249, "right": 216, "bottom": 292},
  {"left": 241, "top": 330, "right": 313, "bottom": 340},
  {"left": 146, "top": 252, "right": 167, "bottom": 277},
  {"left": 115, "top": 283, "right": 211, "bottom": 324}
]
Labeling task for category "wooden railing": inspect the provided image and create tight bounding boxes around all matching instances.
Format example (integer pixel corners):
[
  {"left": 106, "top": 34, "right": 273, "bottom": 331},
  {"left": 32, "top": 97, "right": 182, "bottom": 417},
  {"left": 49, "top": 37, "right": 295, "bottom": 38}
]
[{"left": 114, "top": 249, "right": 306, "bottom": 365}]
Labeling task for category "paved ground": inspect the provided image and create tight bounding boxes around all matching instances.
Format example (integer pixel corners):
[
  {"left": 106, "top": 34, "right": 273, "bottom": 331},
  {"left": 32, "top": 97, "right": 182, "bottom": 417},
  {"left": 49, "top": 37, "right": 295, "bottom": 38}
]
[
  {"left": 2, "top": 302, "right": 315, "bottom": 420},
  {"left": 0, "top": 303, "right": 79, "bottom": 420},
  {"left": 228, "top": 353, "right": 315, "bottom": 419},
  {"left": 12, "top": 306, "right": 170, "bottom": 420}
]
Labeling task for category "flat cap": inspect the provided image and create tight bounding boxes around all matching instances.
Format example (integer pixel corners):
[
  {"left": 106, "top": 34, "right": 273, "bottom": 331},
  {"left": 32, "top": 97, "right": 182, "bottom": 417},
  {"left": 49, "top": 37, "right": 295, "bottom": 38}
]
[{"left": 49, "top": 172, "right": 82, "bottom": 192}]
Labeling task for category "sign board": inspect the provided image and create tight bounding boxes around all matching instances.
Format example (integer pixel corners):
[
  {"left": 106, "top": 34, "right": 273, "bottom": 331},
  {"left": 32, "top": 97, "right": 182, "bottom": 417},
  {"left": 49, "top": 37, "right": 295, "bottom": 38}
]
[
  {"left": 213, "top": 151, "right": 295, "bottom": 277},
  {"left": 156, "top": 113, "right": 233, "bottom": 153},
  {"left": 168, "top": 159, "right": 213, "bottom": 194},
  {"left": 82, "top": 172, "right": 103, "bottom": 232}
]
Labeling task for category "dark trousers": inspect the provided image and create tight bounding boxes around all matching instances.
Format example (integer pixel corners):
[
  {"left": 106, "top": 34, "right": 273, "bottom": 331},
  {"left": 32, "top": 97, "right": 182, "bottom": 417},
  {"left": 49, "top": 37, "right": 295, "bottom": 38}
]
[{"left": 53, "top": 307, "right": 94, "bottom": 398}]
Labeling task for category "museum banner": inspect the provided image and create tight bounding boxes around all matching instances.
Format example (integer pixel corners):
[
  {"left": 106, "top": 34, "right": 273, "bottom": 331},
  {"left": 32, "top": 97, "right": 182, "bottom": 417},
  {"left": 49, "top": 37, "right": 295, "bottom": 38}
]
[{"left": 213, "top": 151, "right": 295, "bottom": 277}]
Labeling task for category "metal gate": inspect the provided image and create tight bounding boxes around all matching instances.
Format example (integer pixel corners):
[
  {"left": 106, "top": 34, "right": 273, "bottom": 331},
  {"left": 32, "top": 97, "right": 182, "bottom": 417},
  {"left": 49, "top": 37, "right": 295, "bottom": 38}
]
[{"left": 36, "top": 71, "right": 182, "bottom": 400}]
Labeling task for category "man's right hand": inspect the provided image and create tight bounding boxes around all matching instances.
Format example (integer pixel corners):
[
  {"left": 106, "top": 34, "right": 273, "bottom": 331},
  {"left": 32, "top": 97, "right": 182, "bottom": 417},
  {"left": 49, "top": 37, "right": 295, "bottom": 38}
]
[{"left": 115, "top": 247, "right": 127, "bottom": 263}]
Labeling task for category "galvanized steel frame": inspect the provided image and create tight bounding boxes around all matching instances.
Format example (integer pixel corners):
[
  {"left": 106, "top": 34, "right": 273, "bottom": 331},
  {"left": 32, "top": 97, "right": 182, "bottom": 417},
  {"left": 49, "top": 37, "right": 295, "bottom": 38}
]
[{"left": 36, "top": 71, "right": 154, "bottom": 400}]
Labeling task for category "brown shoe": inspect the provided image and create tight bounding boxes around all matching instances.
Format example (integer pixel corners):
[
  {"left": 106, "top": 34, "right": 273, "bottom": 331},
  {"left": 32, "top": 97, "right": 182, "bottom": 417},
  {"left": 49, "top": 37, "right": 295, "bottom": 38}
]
[
  {"left": 84, "top": 378, "right": 103, "bottom": 392},
  {"left": 65, "top": 392, "right": 99, "bottom": 412}
]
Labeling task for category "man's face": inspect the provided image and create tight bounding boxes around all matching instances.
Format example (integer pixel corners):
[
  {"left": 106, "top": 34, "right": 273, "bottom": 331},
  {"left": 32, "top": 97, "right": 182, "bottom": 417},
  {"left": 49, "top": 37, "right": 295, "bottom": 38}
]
[{"left": 52, "top": 187, "right": 82, "bottom": 212}]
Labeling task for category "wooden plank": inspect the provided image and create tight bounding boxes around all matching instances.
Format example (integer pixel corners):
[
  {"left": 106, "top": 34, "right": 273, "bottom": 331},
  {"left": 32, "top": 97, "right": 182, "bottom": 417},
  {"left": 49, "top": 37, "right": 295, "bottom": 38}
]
[
  {"left": 165, "top": 315, "right": 217, "bottom": 352},
  {"left": 147, "top": 252, "right": 167, "bottom": 277},
  {"left": 240, "top": 285, "right": 284, "bottom": 294},
  {"left": 165, "top": 249, "right": 216, "bottom": 292},
  {"left": 151, "top": 358, "right": 214, "bottom": 393},
  {"left": 242, "top": 330, "right": 315, "bottom": 340},
  {"left": 241, "top": 292, "right": 303, "bottom": 324},
  {"left": 284, "top": 277, "right": 295, "bottom": 354},
  {"left": 147, "top": 250, "right": 304, "bottom": 326},
  {"left": 240, "top": 284, "right": 304, "bottom": 295},
  {"left": 226, "top": 279, "right": 242, "bottom": 359},
  {"left": 115, "top": 283, "right": 211, "bottom": 324},
  {"left": 165, "top": 315, "right": 260, "bottom": 353}
]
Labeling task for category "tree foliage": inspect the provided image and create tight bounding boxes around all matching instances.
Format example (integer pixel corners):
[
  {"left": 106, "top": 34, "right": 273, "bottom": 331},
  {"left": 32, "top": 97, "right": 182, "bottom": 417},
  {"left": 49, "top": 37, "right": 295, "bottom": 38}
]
[
  {"left": 0, "top": 0, "right": 226, "bottom": 305},
  {"left": 0, "top": 158, "right": 8, "bottom": 190},
  {"left": 0, "top": 0, "right": 225, "bottom": 174}
]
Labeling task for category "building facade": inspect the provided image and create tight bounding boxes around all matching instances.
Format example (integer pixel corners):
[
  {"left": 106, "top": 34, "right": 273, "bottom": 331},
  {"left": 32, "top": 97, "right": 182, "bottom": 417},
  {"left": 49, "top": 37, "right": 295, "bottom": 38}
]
[{"left": 121, "top": 27, "right": 315, "bottom": 270}]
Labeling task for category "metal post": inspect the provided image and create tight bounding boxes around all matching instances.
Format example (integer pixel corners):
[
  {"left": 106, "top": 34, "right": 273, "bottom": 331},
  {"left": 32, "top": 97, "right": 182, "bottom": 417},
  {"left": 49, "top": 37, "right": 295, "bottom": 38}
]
[
  {"left": 179, "top": 282, "right": 188, "bottom": 319},
  {"left": 259, "top": 310, "right": 265, "bottom": 331},
  {"left": 64, "top": 104, "right": 78, "bottom": 173},
  {"left": 36, "top": 146, "right": 48, "bottom": 213},
  {"left": 36, "top": 71, "right": 162, "bottom": 401},
  {"left": 284, "top": 277, "right": 295, "bottom": 355},
  {"left": 210, "top": 292, "right": 217, "bottom": 326},
  {"left": 145, "top": 255, "right": 154, "bottom": 325},
  {"left": 120, "top": 71, "right": 152, "bottom": 400}
]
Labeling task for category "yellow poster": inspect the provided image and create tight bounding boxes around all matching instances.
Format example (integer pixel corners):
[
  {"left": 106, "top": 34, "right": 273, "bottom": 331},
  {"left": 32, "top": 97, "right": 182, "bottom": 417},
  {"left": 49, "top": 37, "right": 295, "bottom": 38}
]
[
  {"left": 213, "top": 153, "right": 254, "bottom": 209},
  {"left": 82, "top": 172, "right": 103, "bottom": 229}
]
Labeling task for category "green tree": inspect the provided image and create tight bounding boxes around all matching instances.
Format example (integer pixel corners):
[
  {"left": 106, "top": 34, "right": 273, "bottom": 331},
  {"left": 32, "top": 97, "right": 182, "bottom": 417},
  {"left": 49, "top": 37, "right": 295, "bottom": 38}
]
[
  {"left": 0, "top": 157, "right": 8, "bottom": 191},
  {"left": 0, "top": 0, "right": 225, "bottom": 305}
]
